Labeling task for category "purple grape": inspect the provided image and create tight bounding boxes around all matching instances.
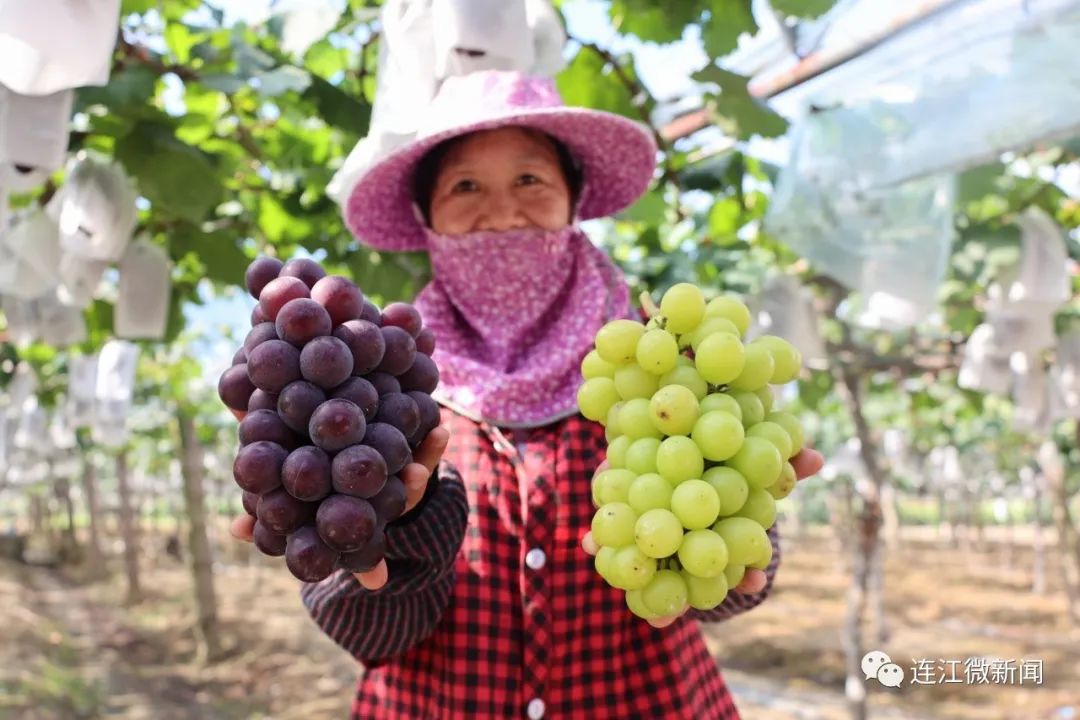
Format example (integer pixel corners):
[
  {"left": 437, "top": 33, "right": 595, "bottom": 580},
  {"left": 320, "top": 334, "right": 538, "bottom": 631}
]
[
  {"left": 331, "top": 377, "right": 379, "bottom": 421},
  {"left": 381, "top": 302, "right": 422, "bottom": 338},
  {"left": 332, "top": 320, "right": 385, "bottom": 376},
  {"left": 363, "top": 422, "right": 412, "bottom": 475},
  {"left": 247, "top": 389, "right": 278, "bottom": 413},
  {"left": 280, "top": 258, "right": 327, "bottom": 289},
  {"left": 337, "top": 526, "right": 386, "bottom": 572},
  {"left": 276, "top": 298, "right": 332, "bottom": 347},
  {"left": 374, "top": 392, "right": 421, "bottom": 438},
  {"left": 312, "top": 275, "right": 365, "bottom": 326},
  {"left": 243, "top": 321, "right": 279, "bottom": 354},
  {"left": 246, "top": 339, "right": 302, "bottom": 394},
  {"left": 316, "top": 494, "right": 377, "bottom": 552},
  {"left": 397, "top": 353, "right": 439, "bottom": 394},
  {"left": 277, "top": 381, "right": 327, "bottom": 434},
  {"left": 309, "top": 399, "right": 367, "bottom": 452},
  {"left": 331, "top": 444, "right": 388, "bottom": 498},
  {"left": 415, "top": 327, "right": 436, "bottom": 355},
  {"left": 281, "top": 446, "right": 333, "bottom": 502},
  {"left": 259, "top": 276, "right": 309, "bottom": 322},
  {"left": 242, "top": 490, "right": 259, "bottom": 517},
  {"left": 369, "top": 475, "right": 407, "bottom": 524},
  {"left": 251, "top": 304, "right": 268, "bottom": 326},
  {"left": 364, "top": 372, "right": 400, "bottom": 396},
  {"left": 233, "top": 441, "right": 287, "bottom": 494},
  {"left": 300, "top": 336, "right": 354, "bottom": 389},
  {"left": 360, "top": 300, "right": 382, "bottom": 326},
  {"left": 376, "top": 326, "right": 417, "bottom": 376},
  {"left": 238, "top": 409, "right": 296, "bottom": 448},
  {"left": 245, "top": 256, "right": 283, "bottom": 300},
  {"left": 219, "top": 364, "right": 256, "bottom": 411},
  {"left": 407, "top": 391, "right": 441, "bottom": 443},
  {"left": 285, "top": 525, "right": 339, "bottom": 582},
  {"left": 232, "top": 347, "right": 247, "bottom": 366},
  {"left": 257, "top": 487, "right": 317, "bottom": 535},
  {"left": 253, "top": 521, "right": 287, "bottom": 556}
]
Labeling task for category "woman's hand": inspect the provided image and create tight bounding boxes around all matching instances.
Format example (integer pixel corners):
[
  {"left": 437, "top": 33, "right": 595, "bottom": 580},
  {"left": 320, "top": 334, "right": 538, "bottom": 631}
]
[
  {"left": 581, "top": 447, "right": 825, "bottom": 628},
  {"left": 230, "top": 425, "right": 451, "bottom": 591}
]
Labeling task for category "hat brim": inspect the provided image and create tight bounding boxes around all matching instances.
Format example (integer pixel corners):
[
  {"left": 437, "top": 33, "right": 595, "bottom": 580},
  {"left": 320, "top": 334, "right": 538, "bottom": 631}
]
[{"left": 343, "top": 107, "right": 658, "bottom": 252}]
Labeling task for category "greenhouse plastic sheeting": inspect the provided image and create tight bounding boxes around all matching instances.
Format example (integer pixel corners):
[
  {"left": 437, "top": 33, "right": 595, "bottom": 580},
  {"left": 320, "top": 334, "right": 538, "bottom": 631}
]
[
  {"left": 52, "top": 154, "right": 137, "bottom": 262},
  {"left": 0, "top": 0, "right": 120, "bottom": 95},
  {"left": 747, "top": 274, "right": 827, "bottom": 365},
  {"left": 766, "top": 112, "right": 957, "bottom": 329},
  {"left": 0, "top": 85, "right": 72, "bottom": 190},
  {"left": 115, "top": 239, "right": 171, "bottom": 340}
]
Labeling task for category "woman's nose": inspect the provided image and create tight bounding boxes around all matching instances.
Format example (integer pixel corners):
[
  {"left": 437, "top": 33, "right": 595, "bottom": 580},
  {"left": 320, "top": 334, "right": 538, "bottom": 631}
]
[{"left": 476, "top": 192, "right": 528, "bottom": 232}]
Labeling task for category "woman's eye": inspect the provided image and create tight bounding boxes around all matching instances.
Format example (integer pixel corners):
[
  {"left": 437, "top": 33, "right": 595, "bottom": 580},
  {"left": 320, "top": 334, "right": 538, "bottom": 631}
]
[
  {"left": 518, "top": 174, "right": 540, "bottom": 186},
  {"left": 451, "top": 179, "right": 477, "bottom": 193}
]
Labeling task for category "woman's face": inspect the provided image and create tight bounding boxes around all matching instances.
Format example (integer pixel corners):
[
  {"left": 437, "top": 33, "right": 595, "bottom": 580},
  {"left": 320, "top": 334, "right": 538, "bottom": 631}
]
[{"left": 428, "top": 127, "right": 572, "bottom": 235}]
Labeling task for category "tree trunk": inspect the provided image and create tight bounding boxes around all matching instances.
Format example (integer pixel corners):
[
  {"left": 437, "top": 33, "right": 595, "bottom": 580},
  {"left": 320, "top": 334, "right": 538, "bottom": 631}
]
[
  {"left": 80, "top": 457, "right": 105, "bottom": 571},
  {"left": 880, "top": 478, "right": 901, "bottom": 551},
  {"left": 1040, "top": 440, "right": 1080, "bottom": 624},
  {"left": 1027, "top": 467, "right": 1048, "bottom": 595},
  {"left": 115, "top": 451, "right": 141, "bottom": 603},
  {"left": 178, "top": 412, "right": 222, "bottom": 663}
]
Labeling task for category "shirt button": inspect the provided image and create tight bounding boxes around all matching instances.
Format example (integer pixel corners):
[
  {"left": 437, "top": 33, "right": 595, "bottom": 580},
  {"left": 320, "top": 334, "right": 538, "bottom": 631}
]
[
  {"left": 526, "top": 697, "right": 545, "bottom": 719},
  {"left": 525, "top": 547, "right": 546, "bottom": 570}
]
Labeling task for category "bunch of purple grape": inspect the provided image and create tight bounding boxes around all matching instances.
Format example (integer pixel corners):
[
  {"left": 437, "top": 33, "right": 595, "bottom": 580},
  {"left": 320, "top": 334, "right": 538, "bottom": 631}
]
[{"left": 217, "top": 256, "right": 441, "bottom": 583}]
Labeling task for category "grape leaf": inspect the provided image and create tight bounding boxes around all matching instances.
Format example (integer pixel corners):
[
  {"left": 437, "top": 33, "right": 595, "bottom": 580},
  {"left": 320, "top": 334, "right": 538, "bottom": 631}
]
[
  {"left": 693, "top": 65, "right": 787, "bottom": 140},
  {"left": 770, "top": 0, "right": 837, "bottom": 19},
  {"left": 701, "top": 1, "right": 758, "bottom": 59}
]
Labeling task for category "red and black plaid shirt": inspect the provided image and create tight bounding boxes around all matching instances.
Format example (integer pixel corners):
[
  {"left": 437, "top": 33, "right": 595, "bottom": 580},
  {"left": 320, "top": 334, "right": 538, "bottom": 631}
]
[{"left": 302, "top": 407, "right": 780, "bottom": 719}]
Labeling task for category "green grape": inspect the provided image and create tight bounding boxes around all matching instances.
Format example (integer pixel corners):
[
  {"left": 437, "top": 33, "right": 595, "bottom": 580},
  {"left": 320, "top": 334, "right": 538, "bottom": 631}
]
[
  {"left": 766, "top": 411, "right": 804, "bottom": 455},
  {"left": 582, "top": 349, "right": 617, "bottom": 380},
  {"left": 754, "top": 334, "right": 802, "bottom": 384},
  {"left": 728, "top": 342, "right": 775, "bottom": 392},
  {"left": 614, "top": 363, "right": 660, "bottom": 400},
  {"left": 689, "top": 317, "right": 741, "bottom": 352},
  {"left": 641, "top": 569, "right": 689, "bottom": 616},
  {"left": 726, "top": 437, "right": 783, "bottom": 490},
  {"left": 676, "top": 354, "right": 695, "bottom": 368},
  {"left": 670, "top": 479, "right": 721, "bottom": 530},
  {"left": 595, "top": 545, "right": 618, "bottom": 581},
  {"left": 606, "top": 435, "right": 631, "bottom": 469},
  {"left": 677, "top": 529, "right": 729, "bottom": 578},
  {"left": 658, "top": 365, "right": 709, "bottom": 400},
  {"left": 695, "top": 333, "right": 745, "bottom": 386},
  {"left": 591, "top": 503, "right": 638, "bottom": 547},
  {"left": 723, "top": 563, "right": 746, "bottom": 588},
  {"left": 645, "top": 316, "right": 664, "bottom": 331},
  {"left": 702, "top": 466, "right": 749, "bottom": 516},
  {"left": 625, "top": 437, "right": 662, "bottom": 475},
  {"left": 729, "top": 390, "right": 765, "bottom": 427},
  {"left": 712, "top": 517, "right": 770, "bottom": 567},
  {"left": 703, "top": 296, "right": 751, "bottom": 336},
  {"left": 684, "top": 570, "right": 729, "bottom": 610},
  {"left": 625, "top": 588, "right": 661, "bottom": 619},
  {"left": 634, "top": 508, "right": 684, "bottom": 558},
  {"left": 604, "top": 423, "right": 619, "bottom": 443},
  {"left": 691, "top": 411, "right": 744, "bottom": 462},
  {"left": 660, "top": 283, "right": 706, "bottom": 334},
  {"left": 746, "top": 421, "right": 793, "bottom": 460},
  {"left": 749, "top": 538, "right": 774, "bottom": 570},
  {"left": 735, "top": 488, "right": 777, "bottom": 529},
  {"left": 606, "top": 402, "right": 625, "bottom": 437},
  {"left": 754, "top": 386, "right": 774, "bottom": 415},
  {"left": 595, "top": 320, "right": 645, "bottom": 365},
  {"left": 628, "top": 473, "right": 673, "bottom": 514},
  {"left": 578, "top": 377, "right": 620, "bottom": 422},
  {"left": 649, "top": 384, "right": 699, "bottom": 436},
  {"left": 767, "top": 462, "right": 797, "bottom": 500},
  {"left": 620, "top": 398, "right": 663, "bottom": 439},
  {"left": 593, "top": 468, "right": 637, "bottom": 505},
  {"left": 655, "top": 436, "right": 704, "bottom": 485},
  {"left": 636, "top": 328, "right": 679, "bottom": 375},
  {"left": 700, "top": 392, "right": 742, "bottom": 421},
  {"left": 610, "top": 545, "right": 658, "bottom": 590}
]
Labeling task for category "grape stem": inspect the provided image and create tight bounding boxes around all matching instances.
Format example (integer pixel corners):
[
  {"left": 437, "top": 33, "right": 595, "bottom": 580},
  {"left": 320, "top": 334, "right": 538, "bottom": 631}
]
[{"left": 639, "top": 291, "right": 660, "bottom": 319}]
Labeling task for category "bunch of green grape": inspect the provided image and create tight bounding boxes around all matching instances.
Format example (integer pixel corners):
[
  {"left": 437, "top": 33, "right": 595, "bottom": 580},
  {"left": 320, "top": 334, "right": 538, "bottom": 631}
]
[{"left": 577, "top": 284, "right": 805, "bottom": 619}]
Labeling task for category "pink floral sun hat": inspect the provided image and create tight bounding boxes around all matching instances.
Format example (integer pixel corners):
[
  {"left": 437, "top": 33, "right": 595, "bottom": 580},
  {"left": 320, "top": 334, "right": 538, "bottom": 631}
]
[{"left": 342, "top": 69, "right": 658, "bottom": 251}]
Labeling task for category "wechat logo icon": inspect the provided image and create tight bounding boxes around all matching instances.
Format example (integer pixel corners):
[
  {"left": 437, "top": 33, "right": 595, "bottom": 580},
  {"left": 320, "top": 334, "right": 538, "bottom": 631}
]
[{"left": 862, "top": 650, "right": 905, "bottom": 688}]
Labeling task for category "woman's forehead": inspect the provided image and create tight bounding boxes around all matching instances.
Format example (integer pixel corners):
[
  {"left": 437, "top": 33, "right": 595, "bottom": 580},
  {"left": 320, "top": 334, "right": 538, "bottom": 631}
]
[{"left": 442, "top": 127, "right": 560, "bottom": 166}]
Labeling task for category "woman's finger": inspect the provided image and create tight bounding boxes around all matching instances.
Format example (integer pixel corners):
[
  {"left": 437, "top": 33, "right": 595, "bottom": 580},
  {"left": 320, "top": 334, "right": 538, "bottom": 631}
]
[
  {"left": 791, "top": 448, "right": 825, "bottom": 481},
  {"left": 647, "top": 615, "right": 679, "bottom": 628},
  {"left": 735, "top": 568, "right": 768, "bottom": 594},
  {"left": 356, "top": 558, "right": 389, "bottom": 590},
  {"left": 230, "top": 514, "right": 255, "bottom": 542},
  {"left": 593, "top": 459, "right": 610, "bottom": 476},
  {"left": 581, "top": 530, "right": 598, "bottom": 556},
  {"left": 413, "top": 426, "right": 450, "bottom": 475},
  {"left": 400, "top": 463, "right": 431, "bottom": 514},
  {"left": 230, "top": 407, "right": 248, "bottom": 422}
]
